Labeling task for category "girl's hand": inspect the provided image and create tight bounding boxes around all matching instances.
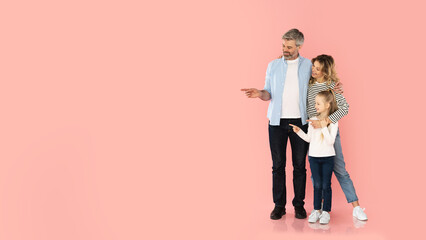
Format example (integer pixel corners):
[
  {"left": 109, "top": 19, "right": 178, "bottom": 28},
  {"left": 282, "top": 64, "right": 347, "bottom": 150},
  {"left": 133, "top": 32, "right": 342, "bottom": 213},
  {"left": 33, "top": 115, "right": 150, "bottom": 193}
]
[
  {"left": 319, "top": 119, "right": 328, "bottom": 128},
  {"left": 289, "top": 124, "right": 300, "bottom": 133},
  {"left": 307, "top": 119, "right": 321, "bottom": 129}
]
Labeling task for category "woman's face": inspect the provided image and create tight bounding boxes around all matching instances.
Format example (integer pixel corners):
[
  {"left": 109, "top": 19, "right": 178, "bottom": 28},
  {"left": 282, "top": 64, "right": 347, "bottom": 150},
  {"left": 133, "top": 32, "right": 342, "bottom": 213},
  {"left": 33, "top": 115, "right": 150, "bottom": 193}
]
[{"left": 311, "top": 61, "right": 324, "bottom": 79}]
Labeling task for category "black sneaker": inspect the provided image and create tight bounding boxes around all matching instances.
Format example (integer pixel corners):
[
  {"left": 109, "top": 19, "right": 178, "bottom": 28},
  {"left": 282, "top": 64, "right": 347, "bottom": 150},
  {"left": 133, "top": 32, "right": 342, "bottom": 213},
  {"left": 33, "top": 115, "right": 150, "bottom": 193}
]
[
  {"left": 294, "top": 206, "right": 307, "bottom": 219},
  {"left": 270, "top": 206, "right": 286, "bottom": 220}
]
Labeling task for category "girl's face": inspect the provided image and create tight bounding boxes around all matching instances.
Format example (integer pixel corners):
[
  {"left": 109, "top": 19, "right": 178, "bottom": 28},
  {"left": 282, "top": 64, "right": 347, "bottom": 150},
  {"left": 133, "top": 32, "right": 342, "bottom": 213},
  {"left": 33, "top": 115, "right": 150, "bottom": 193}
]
[
  {"left": 311, "top": 61, "right": 324, "bottom": 79},
  {"left": 315, "top": 95, "right": 329, "bottom": 114}
]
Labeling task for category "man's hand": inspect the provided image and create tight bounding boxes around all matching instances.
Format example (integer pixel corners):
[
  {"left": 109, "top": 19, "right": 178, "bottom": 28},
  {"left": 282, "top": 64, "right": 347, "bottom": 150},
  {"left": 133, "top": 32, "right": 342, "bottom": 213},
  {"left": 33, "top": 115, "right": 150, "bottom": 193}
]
[
  {"left": 241, "top": 88, "right": 261, "bottom": 98},
  {"left": 334, "top": 81, "right": 344, "bottom": 94},
  {"left": 289, "top": 124, "right": 300, "bottom": 133}
]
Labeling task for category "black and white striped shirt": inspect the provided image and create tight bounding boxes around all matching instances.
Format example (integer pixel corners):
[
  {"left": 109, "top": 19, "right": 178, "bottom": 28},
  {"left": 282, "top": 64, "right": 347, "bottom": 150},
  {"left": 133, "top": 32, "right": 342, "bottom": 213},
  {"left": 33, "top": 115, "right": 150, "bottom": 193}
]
[{"left": 307, "top": 81, "right": 349, "bottom": 123}]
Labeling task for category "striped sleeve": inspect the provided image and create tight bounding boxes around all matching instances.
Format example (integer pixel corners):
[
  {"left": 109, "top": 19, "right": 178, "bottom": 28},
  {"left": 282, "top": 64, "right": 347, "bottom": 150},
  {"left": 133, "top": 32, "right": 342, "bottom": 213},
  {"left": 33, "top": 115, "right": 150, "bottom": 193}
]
[{"left": 329, "top": 92, "right": 349, "bottom": 123}]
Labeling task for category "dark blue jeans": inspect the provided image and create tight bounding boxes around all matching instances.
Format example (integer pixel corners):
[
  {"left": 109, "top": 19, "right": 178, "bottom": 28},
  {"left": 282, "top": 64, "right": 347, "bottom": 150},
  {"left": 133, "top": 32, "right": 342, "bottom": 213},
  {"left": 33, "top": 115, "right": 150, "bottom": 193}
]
[
  {"left": 309, "top": 156, "right": 334, "bottom": 212},
  {"left": 268, "top": 118, "right": 309, "bottom": 208}
]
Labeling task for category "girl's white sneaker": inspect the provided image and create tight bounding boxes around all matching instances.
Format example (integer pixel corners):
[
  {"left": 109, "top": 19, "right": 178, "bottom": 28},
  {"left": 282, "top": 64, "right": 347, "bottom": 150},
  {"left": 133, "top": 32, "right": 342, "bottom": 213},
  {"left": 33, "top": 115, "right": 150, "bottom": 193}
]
[
  {"left": 308, "top": 210, "right": 321, "bottom": 223},
  {"left": 353, "top": 206, "right": 368, "bottom": 221},
  {"left": 319, "top": 211, "right": 330, "bottom": 224}
]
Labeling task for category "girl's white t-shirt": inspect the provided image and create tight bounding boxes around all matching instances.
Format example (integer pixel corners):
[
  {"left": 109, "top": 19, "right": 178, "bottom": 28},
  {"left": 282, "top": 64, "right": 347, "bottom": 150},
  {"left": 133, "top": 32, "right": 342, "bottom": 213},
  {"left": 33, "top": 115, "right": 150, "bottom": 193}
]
[{"left": 296, "top": 116, "right": 339, "bottom": 157}]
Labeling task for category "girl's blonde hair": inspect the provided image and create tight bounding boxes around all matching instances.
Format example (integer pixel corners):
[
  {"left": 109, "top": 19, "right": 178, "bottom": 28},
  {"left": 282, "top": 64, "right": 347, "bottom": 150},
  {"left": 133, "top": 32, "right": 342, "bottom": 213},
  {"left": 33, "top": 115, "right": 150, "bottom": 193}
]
[
  {"left": 317, "top": 90, "right": 338, "bottom": 118},
  {"left": 317, "top": 90, "right": 338, "bottom": 141},
  {"left": 309, "top": 54, "right": 340, "bottom": 86}
]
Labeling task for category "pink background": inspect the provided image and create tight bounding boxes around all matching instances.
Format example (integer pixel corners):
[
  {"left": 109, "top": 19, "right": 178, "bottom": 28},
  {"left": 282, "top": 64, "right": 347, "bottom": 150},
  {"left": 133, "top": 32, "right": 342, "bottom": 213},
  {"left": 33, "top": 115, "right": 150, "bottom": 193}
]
[{"left": 0, "top": 0, "right": 424, "bottom": 239}]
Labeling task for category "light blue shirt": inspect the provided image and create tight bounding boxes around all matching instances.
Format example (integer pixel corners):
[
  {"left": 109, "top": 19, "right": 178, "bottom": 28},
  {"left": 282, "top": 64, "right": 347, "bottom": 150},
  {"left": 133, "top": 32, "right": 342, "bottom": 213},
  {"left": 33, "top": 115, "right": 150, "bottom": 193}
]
[{"left": 263, "top": 56, "right": 312, "bottom": 126}]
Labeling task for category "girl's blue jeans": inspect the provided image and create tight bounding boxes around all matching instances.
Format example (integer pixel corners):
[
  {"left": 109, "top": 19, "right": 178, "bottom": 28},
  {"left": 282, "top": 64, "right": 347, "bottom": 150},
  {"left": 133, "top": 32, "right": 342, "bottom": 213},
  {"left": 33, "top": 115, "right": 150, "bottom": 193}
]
[{"left": 309, "top": 156, "right": 334, "bottom": 212}]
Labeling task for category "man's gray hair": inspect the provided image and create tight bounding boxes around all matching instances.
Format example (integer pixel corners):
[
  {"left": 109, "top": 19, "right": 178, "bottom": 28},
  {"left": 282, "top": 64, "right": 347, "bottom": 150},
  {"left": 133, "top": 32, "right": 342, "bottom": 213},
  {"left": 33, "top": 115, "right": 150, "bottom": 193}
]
[{"left": 282, "top": 29, "right": 304, "bottom": 46}]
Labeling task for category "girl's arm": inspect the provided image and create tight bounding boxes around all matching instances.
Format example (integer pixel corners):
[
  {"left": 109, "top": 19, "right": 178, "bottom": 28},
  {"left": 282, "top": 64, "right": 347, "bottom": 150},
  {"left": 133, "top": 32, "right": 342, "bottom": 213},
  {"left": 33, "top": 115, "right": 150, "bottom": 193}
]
[
  {"left": 294, "top": 124, "right": 312, "bottom": 143},
  {"left": 321, "top": 122, "right": 339, "bottom": 145}
]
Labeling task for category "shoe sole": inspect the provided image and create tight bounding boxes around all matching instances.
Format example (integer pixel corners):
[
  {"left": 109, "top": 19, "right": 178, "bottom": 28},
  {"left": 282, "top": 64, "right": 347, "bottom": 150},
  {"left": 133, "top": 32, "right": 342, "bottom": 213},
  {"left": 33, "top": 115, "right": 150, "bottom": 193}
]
[
  {"left": 353, "top": 214, "right": 368, "bottom": 221},
  {"left": 270, "top": 212, "right": 286, "bottom": 220}
]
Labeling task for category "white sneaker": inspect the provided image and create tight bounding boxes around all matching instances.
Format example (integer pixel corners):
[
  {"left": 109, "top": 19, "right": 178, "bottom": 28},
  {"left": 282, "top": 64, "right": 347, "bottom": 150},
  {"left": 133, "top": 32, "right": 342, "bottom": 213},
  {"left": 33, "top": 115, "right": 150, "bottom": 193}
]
[
  {"left": 308, "top": 210, "right": 321, "bottom": 223},
  {"left": 353, "top": 206, "right": 368, "bottom": 221},
  {"left": 319, "top": 211, "right": 330, "bottom": 224}
]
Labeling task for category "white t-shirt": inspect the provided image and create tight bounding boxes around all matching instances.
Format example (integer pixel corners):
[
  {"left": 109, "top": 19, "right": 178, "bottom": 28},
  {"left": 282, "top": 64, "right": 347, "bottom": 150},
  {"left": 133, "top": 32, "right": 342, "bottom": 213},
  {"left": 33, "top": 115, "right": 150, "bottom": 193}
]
[
  {"left": 281, "top": 57, "right": 301, "bottom": 118},
  {"left": 295, "top": 116, "right": 339, "bottom": 157}
]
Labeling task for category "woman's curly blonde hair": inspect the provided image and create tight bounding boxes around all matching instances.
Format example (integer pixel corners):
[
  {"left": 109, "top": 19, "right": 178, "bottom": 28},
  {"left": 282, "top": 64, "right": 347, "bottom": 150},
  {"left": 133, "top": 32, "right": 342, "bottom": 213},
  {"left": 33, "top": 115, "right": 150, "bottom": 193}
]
[{"left": 309, "top": 54, "right": 340, "bottom": 86}]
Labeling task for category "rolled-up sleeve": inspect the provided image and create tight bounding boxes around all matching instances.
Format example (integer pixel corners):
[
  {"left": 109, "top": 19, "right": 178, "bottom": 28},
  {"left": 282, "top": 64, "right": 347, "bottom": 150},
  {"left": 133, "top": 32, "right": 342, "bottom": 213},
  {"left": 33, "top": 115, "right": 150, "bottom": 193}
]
[{"left": 263, "top": 62, "right": 272, "bottom": 96}]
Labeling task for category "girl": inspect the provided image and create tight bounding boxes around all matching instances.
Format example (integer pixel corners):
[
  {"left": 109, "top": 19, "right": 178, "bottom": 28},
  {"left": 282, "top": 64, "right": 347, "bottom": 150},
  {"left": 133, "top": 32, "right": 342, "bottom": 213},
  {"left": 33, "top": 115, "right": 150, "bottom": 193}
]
[
  {"left": 290, "top": 90, "right": 338, "bottom": 224},
  {"left": 307, "top": 55, "right": 367, "bottom": 221}
]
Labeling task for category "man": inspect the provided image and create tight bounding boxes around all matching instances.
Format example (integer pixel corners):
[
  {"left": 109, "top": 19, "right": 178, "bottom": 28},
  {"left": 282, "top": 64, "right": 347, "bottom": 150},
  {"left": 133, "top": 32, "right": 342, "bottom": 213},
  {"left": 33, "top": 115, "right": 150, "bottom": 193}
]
[{"left": 241, "top": 29, "right": 311, "bottom": 219}]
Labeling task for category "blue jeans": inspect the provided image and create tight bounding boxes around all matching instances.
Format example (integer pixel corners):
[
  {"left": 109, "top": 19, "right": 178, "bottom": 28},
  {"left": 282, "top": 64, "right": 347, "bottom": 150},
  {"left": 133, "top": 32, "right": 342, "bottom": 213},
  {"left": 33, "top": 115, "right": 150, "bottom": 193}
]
[
  {"left": 309, "top": 156, "right": 334, "bottom": 212},
  {"left": 333, "top": 128, "right": 358, "bottom": 203},
  {"left": 311, "top": 128, "right": 359, "bottom": 203}
]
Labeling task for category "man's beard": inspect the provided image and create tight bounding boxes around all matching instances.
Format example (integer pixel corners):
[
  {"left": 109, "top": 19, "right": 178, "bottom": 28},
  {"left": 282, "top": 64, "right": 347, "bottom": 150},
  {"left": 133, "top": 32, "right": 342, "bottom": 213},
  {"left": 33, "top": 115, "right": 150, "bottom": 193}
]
[{"left": 283, "top": 52, "right": 297, "bottom": 60}]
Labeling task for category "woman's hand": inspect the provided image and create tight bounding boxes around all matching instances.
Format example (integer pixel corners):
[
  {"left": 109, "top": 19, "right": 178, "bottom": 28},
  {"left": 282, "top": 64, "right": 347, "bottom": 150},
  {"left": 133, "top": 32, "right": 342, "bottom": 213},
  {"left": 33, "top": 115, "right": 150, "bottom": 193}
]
[
  {"left": 289, "top": 124, "right": 300, "bottom": 133},
  {"left": 334, "top": 82, "right": 344, "bottom": 94}
]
